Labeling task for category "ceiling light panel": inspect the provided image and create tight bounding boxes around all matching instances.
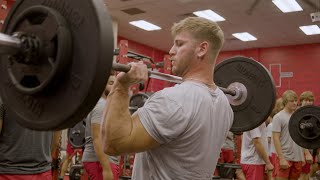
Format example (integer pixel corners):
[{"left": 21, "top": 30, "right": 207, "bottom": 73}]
[
  {"left": 232, "top": 32, "right": 257, "bottom": 41},
  {"left": 299, "top": 25, "right": 320, "bottom": 35},
  {"left": 272, "top": 0, "right": 303, "bottom": 13},
  {"left": 129, "top": 20, "right": 161, "bottom": 31},
  {"left": 193, "top": 9, "right": 225, "bottom": 22}
]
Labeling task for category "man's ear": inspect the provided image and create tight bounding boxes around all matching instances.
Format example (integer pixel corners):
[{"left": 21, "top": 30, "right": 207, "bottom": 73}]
[{"left": 197, "top": 41, "right": 209, "bottom": 59}]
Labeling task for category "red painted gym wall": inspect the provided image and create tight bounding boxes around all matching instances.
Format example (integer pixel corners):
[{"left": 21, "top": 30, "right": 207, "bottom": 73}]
[
  {"left": 218, "top": 43, "right": 320, "bottom": 105},
  {"left": 118, "top": 36, "right": 168, "bottom": 92}
]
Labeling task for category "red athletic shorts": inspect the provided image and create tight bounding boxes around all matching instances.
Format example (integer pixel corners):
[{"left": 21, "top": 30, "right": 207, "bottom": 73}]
[
  {"left": 240, "top": 164, "right": 265, "bottom": 180},
  {"left": 271, "top": 153, "right": 277, "bottom": 178},
  {"left": 66, "top": 142, "right": 83, "bottom": 157},
  {"left": 274, "top": 155, "right": 302, "bottom": 179},
  {"left": 218, "top": 149, "right": 234, "bottom": 163},
  {"left": 83, "top": 162, "right": 119, "bottom": 180},
  {"left": 0, "top": 170, "right": 52, "bottom": 180}
]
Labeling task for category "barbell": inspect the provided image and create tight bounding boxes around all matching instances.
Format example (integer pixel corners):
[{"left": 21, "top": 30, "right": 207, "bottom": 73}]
[{"left": 0, "top": 0, "right": 276, "bottom": 133}]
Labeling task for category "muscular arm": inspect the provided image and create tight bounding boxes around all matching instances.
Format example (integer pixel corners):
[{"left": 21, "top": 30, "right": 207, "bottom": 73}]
[
  {"left": 253, "top": 137, "right": 271, "bottom": 164},
  {"left": 101, "top": 81, "right": 160, "bottom": 156},
  {"left": 92, "top": 123, "right": 112, "bottom": 172}
]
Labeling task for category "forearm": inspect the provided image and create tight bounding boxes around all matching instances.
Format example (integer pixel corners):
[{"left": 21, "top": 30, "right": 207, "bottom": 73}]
[
  {"left": 93, "top": 139, "right": 112, "bottom": 170},
  {"left": 273, "top": 136, "right": 284, "bottom": 159},
  {"left": 51, "top": 131, "right": 62, "bottom": 156},
  {"left": 304, "top": 149, "right": 311, "bottom": 156},
  {"left": 254, "top": 140, "right": 271, "bottom": 164},
  {"left": 102, "top": 81, "right": 133, "bottom": 154}
]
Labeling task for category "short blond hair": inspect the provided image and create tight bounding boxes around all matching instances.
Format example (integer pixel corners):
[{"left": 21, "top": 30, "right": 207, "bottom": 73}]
[
  {"left": 282, "top": 90, "right": 298, "bottom": 106},
  {"left": 171, "top": 17, "right": 224, "bottom": 59},
  {"left": 300, "top": 91, "right": 314, "bottom": 102}
]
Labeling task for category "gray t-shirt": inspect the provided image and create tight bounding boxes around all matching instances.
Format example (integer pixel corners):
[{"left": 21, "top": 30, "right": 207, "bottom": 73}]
[
  {"left": 133, "top": 81, "right": 234, "bottom": 180},
  {"left": 0, "top": 103, "right": 53, "bottom": 174},
  {"left": 82, "top": 98, "right": 119, "bottom": 165},
  {"left": 272, "top": 110, "right": 304, "bottom": 162},
  {"left": 240, "top": 123, "right": 268, "bottom": 165}
]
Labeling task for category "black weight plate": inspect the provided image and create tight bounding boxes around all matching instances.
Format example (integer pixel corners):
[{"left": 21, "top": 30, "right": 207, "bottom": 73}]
[
  {"left": 289, "top": 105, "right": 320, "bottom": 149},
  {"left": 68, "top": 120, "right": 86, "bottom": 148},
  {"left": 214, "top": 56, "right": 276, "bottom": 133},
  {"left": 0, "top": 0, "right": 114, "bottom": 130},
  {"left": 7, "top": 5, "right": 72, "bottom": 95},
  {"left": 129, "top": 93, "right": 149, "bottom": 114}
]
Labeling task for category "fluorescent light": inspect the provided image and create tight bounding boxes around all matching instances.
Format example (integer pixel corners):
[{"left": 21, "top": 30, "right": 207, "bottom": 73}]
[
  {"left": 193, "top": 9, "right": 225, "bottom": 22},
  {"left": 272, "top": 0, "right": 303, "bottom": 13},
  {"left": 129, "top": 20, "right": 161, "bottom": 31},
  {"left": 299, "top": 25, "right": 320, "bottom": 35},
  {"left": 232, "top": 32, "right": 257, "bottom": 41}
]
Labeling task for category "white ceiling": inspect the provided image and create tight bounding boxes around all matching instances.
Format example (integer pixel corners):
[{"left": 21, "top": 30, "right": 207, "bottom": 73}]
[{"left": 105, "top": 0, "right": 320, "bottom": 52}]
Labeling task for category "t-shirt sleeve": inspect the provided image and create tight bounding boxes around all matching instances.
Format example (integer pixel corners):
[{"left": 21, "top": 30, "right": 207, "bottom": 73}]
[
  {"left": 272, "top": 114, "right": 282, "bottom": 133},
  {"left": 137, "top": 91, "right": 188, "bottom": 144},
  {"left": 248, "top": 126, "right": 262, "bottom": 139},
  {"left": 90, "top": 100, "right": 105, "bottom": 125}
]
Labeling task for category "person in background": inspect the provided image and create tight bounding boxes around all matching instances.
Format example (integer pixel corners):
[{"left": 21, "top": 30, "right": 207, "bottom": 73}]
[
  {"left": 299, "top": 91, "right": 316, "bottom": 180},
  {"left": 82, "top": 75, "right": 119, "bottom": 180},
  {"left": 272, "top": 90, "right": 311, "bottom": 180},
  {"left": 0, "top": 97, "right": 61, "bottom": 180},
  {"left": 240, "top": 122, "right": 274, "bottom": 180}
]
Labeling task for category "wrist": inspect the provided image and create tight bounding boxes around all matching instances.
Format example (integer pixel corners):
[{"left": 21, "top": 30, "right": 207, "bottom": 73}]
[
  {"left": 278, "top": 155, "right": 285, "bottom": 160},
  {"left": 109, "top": 81, "right": 130, "bottom": 95}
]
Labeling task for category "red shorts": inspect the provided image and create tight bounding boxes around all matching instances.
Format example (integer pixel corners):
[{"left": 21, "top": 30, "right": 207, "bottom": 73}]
[
  {"left": 83, "top": 162, "right": 119, "bottom": 180},
  {"left": 66, "top": 142, "right": 83, "bottom": 158},
  {"left": 0, "top": 170, "right": 52, "bottom": 180},
  {"left": 66, "top": 142, "right": 75, "bottom": 155},
  {"left": 218, "top": 149, "right": 234, "bottom": 163},
  {"left": 274, "top": 155, "right": 302, "bottom": 179},
  {"left": 271, "top": 153, "right": 277, "bottom": 178},
  {"left": 240, "top": 164, "right": 265, "bottom": 180}
]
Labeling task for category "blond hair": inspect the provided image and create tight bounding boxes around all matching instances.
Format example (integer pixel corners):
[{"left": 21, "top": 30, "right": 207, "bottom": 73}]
[
  {"left": 171, "top": 17, "right": 224, "bottom": 60},
  {"left": 299, "top": 91, "right": 314, "bottom": 102},
  {"left": 282, "top": 90, "right": 298, "bottom": 106},
  {"left": 271, "top": 98, "right": 284, "bottom": 117}
]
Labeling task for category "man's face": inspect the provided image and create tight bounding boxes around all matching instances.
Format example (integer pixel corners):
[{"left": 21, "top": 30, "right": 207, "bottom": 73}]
[
  {"left": 169, "top": 31, "right": 197, "bottom": 77},
  {"left": 285, "top": 99, "right": 298, "bottom": 112},
  {"left": 301, "top": 99, "right": 314, "bottom": 107},
  {"left": 104, "top": 75, "right": 115, "bottom": 96}
]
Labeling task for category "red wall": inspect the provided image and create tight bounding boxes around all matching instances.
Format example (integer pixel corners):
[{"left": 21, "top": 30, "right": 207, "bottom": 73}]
[
  {"left": 218, "top": 44, "right": 320, "bottom": 105},
  {"left": 118, "top": 36, "right": 168, "bottom": 92}
]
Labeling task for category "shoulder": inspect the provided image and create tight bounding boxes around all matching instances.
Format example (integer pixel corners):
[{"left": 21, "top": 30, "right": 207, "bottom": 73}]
[{"left": 273, "top": 110, "right": 284, "bottom": 119}]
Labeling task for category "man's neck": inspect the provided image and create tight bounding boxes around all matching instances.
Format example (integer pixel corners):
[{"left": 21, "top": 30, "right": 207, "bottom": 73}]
[
  {"left": 183, "top": 63, "right": 214, "bottom": 85},
  {"left": 284, "top": 107, "right": 294, "bottom": 114}
]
